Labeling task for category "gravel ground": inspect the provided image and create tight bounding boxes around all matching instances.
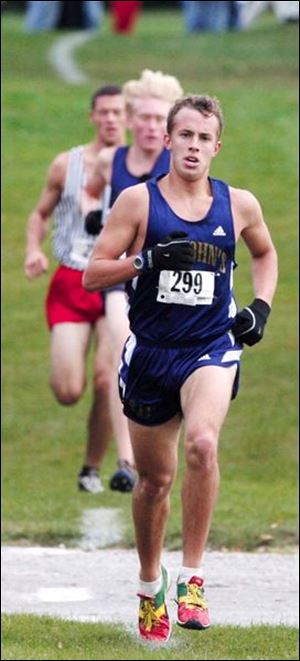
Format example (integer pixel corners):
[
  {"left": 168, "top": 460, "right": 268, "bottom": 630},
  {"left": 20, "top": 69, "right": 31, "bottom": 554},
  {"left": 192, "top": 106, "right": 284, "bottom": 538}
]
[{"left": 2, "top": 546, "right": 299, "bottom": 629}]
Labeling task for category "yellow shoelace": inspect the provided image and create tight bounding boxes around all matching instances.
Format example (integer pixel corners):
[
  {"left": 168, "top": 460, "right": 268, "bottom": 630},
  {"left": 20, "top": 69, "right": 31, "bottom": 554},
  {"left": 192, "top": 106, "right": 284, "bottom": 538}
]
[
  {"left": 140, "top": 599, "right": 162, "bottom": 631},
  {"left": 185, "top": 584, "right": 208, "bottom": 610}
]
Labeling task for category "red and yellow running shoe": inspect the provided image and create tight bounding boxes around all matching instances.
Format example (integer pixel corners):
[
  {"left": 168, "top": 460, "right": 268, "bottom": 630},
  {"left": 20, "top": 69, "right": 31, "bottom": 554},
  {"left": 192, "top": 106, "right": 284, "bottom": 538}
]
[
  {"left": 177, "top": 576, "right": 210, "bottom": 629},
  {"left": 138, "top": 566, "right": 171, "bottom": 643}
]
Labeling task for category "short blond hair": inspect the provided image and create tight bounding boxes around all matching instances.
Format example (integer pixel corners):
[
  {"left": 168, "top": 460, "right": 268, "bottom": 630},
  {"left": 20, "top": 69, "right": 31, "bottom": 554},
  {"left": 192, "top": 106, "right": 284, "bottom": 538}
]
[{"left": 123, "top": 69, "right": 183, "bottom": 114}]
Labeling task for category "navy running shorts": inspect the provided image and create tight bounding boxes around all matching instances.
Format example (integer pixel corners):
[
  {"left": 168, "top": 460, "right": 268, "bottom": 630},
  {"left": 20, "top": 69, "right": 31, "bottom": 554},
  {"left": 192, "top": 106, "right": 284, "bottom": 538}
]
[{"left": 119, "top": 331, "right": 243, "bottom": 426}]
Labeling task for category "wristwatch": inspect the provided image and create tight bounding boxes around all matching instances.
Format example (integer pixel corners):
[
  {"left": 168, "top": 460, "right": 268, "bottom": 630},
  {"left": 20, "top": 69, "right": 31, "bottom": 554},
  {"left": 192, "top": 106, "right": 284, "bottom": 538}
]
[{"left": 133, "top": 253, "right": 145, "bottom": 272}]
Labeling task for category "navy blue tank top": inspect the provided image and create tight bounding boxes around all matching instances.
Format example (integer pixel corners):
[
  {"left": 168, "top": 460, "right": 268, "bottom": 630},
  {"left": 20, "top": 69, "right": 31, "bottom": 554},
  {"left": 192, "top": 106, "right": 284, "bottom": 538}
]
[
  {"left": 126, "top": 176, "right": 237, "bottom": 345},
  {"left": 110, "top": 146, "right": 170, "bottom": 205}
]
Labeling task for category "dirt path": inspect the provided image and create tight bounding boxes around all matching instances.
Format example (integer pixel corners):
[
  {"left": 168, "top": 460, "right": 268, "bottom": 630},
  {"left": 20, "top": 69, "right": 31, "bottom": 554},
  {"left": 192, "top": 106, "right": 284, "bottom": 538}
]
[
  {"left": 47, "top": 31, "right": 97, "bottom": 84},
  {"left": 2, "top": 546, "right": 298, "bottom": 628}
]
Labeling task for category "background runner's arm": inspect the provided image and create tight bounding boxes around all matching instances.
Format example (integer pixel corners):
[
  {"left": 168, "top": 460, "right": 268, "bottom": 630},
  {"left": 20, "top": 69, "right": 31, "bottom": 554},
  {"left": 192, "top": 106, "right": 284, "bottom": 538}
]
[
  {"left": 25, "top": 154, "right": 66, "bottom": 279},
  {"left": 81, "top": 148, "right": 113, "bottom": 216},
  {"left": 83, "top": 185, "right": 148, "bottom": 290}
]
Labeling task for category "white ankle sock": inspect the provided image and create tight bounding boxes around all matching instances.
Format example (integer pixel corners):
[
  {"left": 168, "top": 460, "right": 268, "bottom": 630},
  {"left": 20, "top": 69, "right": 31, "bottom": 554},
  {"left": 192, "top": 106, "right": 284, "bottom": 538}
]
[
  {"left": 139, "top": 572, "right": 162, "bottom": 597},
  {"left": 178, "top": 565, "right": 203, "bottom": 583}
]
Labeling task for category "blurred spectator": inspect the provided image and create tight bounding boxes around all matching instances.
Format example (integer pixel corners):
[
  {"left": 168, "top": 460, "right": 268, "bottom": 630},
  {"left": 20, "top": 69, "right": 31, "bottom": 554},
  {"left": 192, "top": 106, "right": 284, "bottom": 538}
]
[
  {"left": 238, "top": 1, "right": 299, "bottom": 27},
  {"left": 181, "top": 1, "right": 241, "bottom": 32},
  {"left": 110, "top": 1, "right": 142, "bottom": 33},
  {"left": 25, "top": 1, "right": 104, "bottom": 32}
]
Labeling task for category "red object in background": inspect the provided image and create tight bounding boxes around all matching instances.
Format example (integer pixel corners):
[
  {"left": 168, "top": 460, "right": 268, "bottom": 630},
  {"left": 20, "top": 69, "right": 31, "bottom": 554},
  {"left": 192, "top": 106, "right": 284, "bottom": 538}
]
[{"left": 110, "top": 1, "right": 142, "bottom": 33}]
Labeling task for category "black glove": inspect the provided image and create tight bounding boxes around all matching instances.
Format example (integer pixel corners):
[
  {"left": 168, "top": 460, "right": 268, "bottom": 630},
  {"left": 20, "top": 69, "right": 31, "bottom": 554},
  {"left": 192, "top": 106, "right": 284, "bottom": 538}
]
[
  {"left": 142, "top": 231, "right": 195, "bottom": 271},
  {"left": 84, "top": 210, "right": 103, "bottom": 236},
  {"left": 232, "top": 298, "right": 271, "bottom": 346}
]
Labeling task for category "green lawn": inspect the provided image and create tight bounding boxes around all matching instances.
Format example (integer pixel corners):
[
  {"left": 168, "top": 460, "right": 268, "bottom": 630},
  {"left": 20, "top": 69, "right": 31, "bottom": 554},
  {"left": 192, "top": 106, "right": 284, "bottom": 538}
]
[
  {"left": 1, "top": 10, "right": 298, "bottom": 551},
  {"left": 1, "top": 615, "right": 299, "bottom": 660}
]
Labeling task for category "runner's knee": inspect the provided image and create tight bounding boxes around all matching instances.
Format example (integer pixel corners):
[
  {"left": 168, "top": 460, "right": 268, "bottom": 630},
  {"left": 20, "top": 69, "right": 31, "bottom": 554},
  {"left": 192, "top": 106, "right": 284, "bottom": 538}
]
[
  {"left": 50, "top": 378, "right": 85, "bottom": 405},
  {"left": 93, "top": 365, "right": 111, "bottom": 395},
  {"left": 185, "top": 431, "right": 218, "bottom": 471},
  {"left": 138, "top": 473, "right": 173, "bottom": 499}
]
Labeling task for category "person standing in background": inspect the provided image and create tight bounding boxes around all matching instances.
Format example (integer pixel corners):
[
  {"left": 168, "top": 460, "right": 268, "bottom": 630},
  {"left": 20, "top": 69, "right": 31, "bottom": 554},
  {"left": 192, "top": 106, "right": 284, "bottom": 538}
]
[
  {"left": 110, "top": 1, "right": 142, "bottom": 34},
  {"left": 25, "top": 1, "right": 104, "bottom": 31},
  {"left": 181, "top": 1, "right": 241, "bottom": 32},
  {"left": 238, "top": 1, "right": 299, "bottom": 27}
]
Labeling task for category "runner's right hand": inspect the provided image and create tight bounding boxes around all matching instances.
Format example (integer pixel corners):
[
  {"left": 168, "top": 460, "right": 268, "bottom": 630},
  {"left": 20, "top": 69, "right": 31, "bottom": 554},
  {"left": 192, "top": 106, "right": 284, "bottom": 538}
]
[
  {"left": 25, "top": 250, "right": 49, "bottom": 279},
  {"left": 84, "top": 210, "right": 103, "bottom": 236},
  {"left": 141, "top": 231, "right": 195, "bottom": 271}
]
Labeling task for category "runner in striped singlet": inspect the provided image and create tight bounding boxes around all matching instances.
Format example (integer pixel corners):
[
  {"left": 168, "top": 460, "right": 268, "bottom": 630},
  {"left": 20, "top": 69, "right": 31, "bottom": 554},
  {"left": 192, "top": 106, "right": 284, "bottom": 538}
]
[{"left": 24, "top": 86, "right": 136, "bottom": 495}]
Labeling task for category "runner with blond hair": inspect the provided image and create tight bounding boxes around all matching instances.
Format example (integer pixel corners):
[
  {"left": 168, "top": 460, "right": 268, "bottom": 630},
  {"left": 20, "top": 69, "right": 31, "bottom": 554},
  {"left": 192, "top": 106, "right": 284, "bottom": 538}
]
[{"left": 81, "top": 69, "right": 184, "bottom": 491}]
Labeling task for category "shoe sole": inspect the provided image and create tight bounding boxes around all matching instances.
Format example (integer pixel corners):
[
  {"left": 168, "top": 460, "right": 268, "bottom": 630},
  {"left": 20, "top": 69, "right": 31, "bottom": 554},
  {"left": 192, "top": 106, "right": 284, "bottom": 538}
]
[
  {"left": 110, "top": 480, "right": 134, "bottom": 492},
  {"left": 177, "top": 619, "right": 210, "bottom": 630},
  {"left": 109, "top": 473, "right": 135, "bottom": 493},
  {"left": 78, "top": 484, "right": 104, "bottom": 494}
]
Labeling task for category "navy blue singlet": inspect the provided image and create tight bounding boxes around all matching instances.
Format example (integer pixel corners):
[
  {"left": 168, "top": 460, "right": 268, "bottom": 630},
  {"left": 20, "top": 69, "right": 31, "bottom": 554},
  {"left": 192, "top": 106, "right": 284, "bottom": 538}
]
[
  {"left": 110, "top": 146, "right": 170, "bottom": 205},
  {"left": 125, "top": 176, "right": 237, "bottom": 345}
]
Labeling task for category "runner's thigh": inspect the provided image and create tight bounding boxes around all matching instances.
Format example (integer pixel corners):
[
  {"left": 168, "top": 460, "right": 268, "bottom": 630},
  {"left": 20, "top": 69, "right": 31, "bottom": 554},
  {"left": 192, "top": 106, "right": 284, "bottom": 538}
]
[
  {"left": 50, "top": 322, "right": 91, "bottom": 391},
  {"left": 93, "top": 317, "right": 113, "bottom": 381},
  {"left": 181, "top": 365, "right": 237, "bottom": 435},
  {"left": 128, "top": 416, "right": 182, "bottom": 477},
  {"left": 104, "top": 290, "right": 130, "bottom": 349}
]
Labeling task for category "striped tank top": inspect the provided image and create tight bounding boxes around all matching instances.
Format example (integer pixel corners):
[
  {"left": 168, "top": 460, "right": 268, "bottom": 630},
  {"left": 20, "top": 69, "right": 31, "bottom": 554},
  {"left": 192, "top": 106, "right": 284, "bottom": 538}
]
[{"left": 52, "top": 146, "right": 110, "bottom": 271}]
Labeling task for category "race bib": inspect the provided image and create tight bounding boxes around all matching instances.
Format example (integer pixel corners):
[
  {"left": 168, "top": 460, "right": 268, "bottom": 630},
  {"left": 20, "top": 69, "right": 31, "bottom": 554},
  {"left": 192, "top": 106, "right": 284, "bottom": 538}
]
[
  {"left": 157, "top": 270, "right": 215, "bottom": 306},
  {"left": 70, "top": 237, "right": 95, "bottom": 268}
]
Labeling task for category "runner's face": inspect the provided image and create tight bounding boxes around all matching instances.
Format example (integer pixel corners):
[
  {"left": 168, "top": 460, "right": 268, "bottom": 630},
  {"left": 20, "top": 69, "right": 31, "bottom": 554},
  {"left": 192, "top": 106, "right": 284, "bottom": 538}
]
[
  {"left": 90, "top": 95, "right": 126, "bottom": 146},
  {"left": 129, "top": 97, "right": 170, "bottom": 153},
  {"left": 165, "top": 107, "right": 221, "bottom": 181}
]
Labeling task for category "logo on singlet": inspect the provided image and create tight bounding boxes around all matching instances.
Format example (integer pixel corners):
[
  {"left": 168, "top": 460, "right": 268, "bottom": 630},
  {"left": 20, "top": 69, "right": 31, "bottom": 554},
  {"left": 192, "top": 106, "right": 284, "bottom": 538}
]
[{"left": 213, "top": 226, "right": 226, "bottom": 236}]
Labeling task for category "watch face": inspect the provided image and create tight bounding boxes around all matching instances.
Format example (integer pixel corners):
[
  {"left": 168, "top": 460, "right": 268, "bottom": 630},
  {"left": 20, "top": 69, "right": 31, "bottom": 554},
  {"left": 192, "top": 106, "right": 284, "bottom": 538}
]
[{"left": 134, "top": 255, "right": 144, "bottom": 271}]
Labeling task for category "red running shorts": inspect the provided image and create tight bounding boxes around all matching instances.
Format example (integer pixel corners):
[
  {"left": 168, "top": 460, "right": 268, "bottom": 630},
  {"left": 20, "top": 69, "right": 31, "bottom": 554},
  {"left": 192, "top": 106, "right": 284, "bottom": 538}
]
[{"left": 45, "top": 264, "right": 105, "bottom": 329}]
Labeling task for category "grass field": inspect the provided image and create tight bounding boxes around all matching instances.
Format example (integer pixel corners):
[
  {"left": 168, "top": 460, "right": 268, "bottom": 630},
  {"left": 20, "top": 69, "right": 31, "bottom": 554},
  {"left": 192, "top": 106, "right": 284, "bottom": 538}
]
[
  {"left": 2, "top": 10, "right": 298, "bottom": 553},
  {"left": 1, "top": 615, "right": 299, "bottom": 660}
]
